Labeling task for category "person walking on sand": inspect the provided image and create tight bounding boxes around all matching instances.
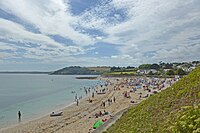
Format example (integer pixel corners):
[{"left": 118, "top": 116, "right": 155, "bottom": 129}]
[
  {"left": 113, "top": 97, "right": 116, "bottom": 102},
  {"left": 103, "top": 101, "right": 106, "bottom": 108},
  {"left": 92, "top": 92, "right": 94, "bottom": 98}
]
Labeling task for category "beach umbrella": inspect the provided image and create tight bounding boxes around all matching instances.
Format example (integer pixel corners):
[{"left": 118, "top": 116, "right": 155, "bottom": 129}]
[{"left": 93, "top": 120, "right": 104, "bottom": 129}]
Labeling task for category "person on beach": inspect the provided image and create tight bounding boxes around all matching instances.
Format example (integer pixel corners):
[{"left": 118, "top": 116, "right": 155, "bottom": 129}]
[
  {"left": 101, "top": 101, "right": 104, "bottom": 107},
  {"left": 76, "top": 99, "right": 79, "bottom": 106},
  {"left": 18, "top": 111, "right": 21, "bottom": 121},
  {"left": 75, "top": 94, "right": 77, "bottom": 101},
  {"left": 113, "top": 97, "right": 116, "bottom": 102},
  {"left": 108, "top": 98, "right": 112, "bottom": 104},
  {"left": 138, "top": 92, "right": 142, "bottom": 99},
  {"left": 103, "top": 101, "right": 106, "bottom": 108},
  {"left": 92, "top": 92, "right": 94, "bottom": 98}
]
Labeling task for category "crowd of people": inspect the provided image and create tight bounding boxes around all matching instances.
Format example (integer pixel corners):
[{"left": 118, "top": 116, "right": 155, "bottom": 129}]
[{"left": 72, "top": 76, "right": 179, "bottom": 131}]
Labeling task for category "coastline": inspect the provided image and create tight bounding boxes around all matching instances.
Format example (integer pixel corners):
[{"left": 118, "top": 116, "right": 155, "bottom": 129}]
[
  {"left": 75, "top": 76, "right": 98, "bottom": 79},
  {"left": 0, "top": 76, "right": 174, "bottom": 133},
  {"left": 0, "top": 74, "right": 100, "bottom": 130},
  {"left": 0, "top": 101, "right": 75, "bottom": 131},
  {"left": 0, "top": 94, "right": 94, "bottom": 132},
  {"left": 0, "top": 80, "right": 99, "bottom": 131}
]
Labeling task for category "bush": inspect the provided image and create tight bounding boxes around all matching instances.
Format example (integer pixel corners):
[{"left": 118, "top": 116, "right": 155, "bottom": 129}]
[
  {"left": 166, "top": 69, "right": 174, "bottom": 75},
  {"left": 175, "top": 68, "right": 186, "bottom": 75}
]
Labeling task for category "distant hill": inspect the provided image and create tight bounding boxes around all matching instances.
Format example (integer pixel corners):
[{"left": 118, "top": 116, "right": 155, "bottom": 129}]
[
  {"left": 106, "top": 67, "right": 200, "bottom": 133},
  {"left": 50, "top": 66, "right": 111, "bottom": 75}
]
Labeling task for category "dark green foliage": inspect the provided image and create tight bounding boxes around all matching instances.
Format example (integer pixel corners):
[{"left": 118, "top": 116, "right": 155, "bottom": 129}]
[
  {"left": 166, "top": 69, "right": 175, "bottom": 75},
  {"left": 175, "top": 68, "right": 186, "bottom": 75},
  {"left": 110, "top": 66, "right": 121, "bottom": 71},
  {"left": 139, "top": 64, "right": 152, "bottom": 69},
  {"left": 192, "top": 61, "right": 200, "bottom": 64},
  {"left": 150, "top": 63, "right": 160, "bottom": 70},
  {"left": 106, "top": 67, "right": 200, "bottom": 133},
  {"left": 163, "top": 63, "right": 173, "bottom": 69},
  {"left": 51, "top": 66, "right": 101, "bottom": 75},
  {"left": 138, "top": 64, "right": 160, "bottom": 70},
  {"left": 127, "top": 66, "right": 135, "bottom": 69}
]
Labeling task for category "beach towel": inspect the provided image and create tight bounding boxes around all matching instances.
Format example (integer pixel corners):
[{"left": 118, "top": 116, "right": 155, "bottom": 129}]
[{"left": 93, "top": 120, "right": 104, "bottom": 129}]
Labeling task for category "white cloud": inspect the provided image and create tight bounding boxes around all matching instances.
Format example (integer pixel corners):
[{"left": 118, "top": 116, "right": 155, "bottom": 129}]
[
  {"left": 0, "top": 52, "right": 13, "bottom": 59},
  {"left": 0, "top": 0, "right": 200, "bottom": 70},
  {"left": 0, "top": 0, "right": 94, "bottom": 45},
  {"left": 102, "top": 0, "right": 200, "bottom": 63},
  {"left": 0, "top": 43, "right": 17, "bottom": 51},
  {"left": 111, "top": 55, "right": 118, "bottom": 58},
  {"left": 0, "top": 18, "right": 85, "bottom": 61},
  {"left": 77, "top": 0, "right": 126, "bottom": 31}
]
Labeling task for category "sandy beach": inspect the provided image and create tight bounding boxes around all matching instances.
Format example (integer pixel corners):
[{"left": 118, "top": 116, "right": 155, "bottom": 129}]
[{"left": 0, "top": 76, "right": 175, "bottom": 133}]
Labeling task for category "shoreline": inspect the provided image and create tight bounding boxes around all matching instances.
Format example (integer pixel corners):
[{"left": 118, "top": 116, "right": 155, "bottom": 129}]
[
  {"left": 0, "top": 95, "right": 78, "bottom": 131},
  {"left": 0, "top": 76, "right": 104, "bottom": 132},
  {"left": 76, "top": 76, "right": 98, "bottom": 79},
  {"left": 0, "top": 95, "right": 94, "bottom": 132},
  {"left": 0, "top": 77, "right": 101, "bottom": 130},
  {"left": 0, "top": 85, "right": 97, "bottom": 131},
  {"left": 0, "top": 76, "right": 175, "bottom": 133},
  {"left": 0, "top": 74, "right": 100, "bottom": 131}
]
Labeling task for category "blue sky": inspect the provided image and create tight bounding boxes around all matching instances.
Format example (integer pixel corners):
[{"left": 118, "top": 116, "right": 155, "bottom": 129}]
[{"left": 0, "top": 0, "right": 200, "bottom": 71}]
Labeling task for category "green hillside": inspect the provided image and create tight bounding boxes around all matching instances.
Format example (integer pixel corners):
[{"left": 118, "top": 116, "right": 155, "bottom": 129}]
[
  {"left": 106, "top": 67, "right": 200, "bottom": 133},
  {"left": 50, "top": 66, "right": 102, "bottom": 75},
  {"left": 51, "top": 66, "right": 111, "bottom": 75}
]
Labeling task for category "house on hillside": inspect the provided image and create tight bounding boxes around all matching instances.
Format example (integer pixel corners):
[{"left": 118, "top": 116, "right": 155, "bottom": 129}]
[
  {"left": 188, "top": 67, "right": 196, "bottom": 72},
  {"left": 180, "top": 66, "right": 195, "bottom": 73},
  {"left": 177, "top": 65, "right": 183, "bottom": 69},
  {"left": 137, "top": 69, "right": 157, "bottom": 74},
  {"left": 163, "top": 69, "right": 171, "bottom": 73},
  {"left": 182, "top": 67, "right": 189, "bottom": 72}
]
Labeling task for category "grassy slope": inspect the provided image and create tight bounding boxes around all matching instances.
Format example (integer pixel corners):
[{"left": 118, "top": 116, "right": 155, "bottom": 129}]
[
  {"left": 106, "top": 71, "right": 136, "bottom": 75},
  {"left": 87, "top": 67, "right": 111, "bottom": 72},
  {"left": 106, "top": 67, "right": 200, "bottom": 133}
]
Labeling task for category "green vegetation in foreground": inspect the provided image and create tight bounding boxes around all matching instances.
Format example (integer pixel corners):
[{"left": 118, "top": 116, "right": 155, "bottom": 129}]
[{"left": 106, "top": 67, "right": 200, "bottom": 133}]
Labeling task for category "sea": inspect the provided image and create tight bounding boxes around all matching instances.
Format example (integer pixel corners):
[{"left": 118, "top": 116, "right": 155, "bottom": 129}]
[{"left": 0, "top": 74, "right": 100, "bottom": 129}]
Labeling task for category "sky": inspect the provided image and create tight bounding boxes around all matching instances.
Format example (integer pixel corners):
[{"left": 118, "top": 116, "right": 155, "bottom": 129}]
[{"left": 0, "top": 0, "right": 200, "bottom": 71}]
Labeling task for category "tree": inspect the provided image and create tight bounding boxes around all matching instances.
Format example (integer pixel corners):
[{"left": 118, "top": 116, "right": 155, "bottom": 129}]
[
  {"left": 139, "top": 64, "right": 151, "bottom": 69},
  {"left": 150, "top": 63, "right": 160, "bottom": 70},
  {"left": 192, "top": 61, "right": 200, "bottom": 64},
  {"left": 127, "top": 66, "right": 135, "bottom": 69},
  {"left": 110, "top": 66, "right": 121, "bottom": 71},
  {"left": 163, "top": 63, "right": 173, "bottom": 69},
  {"left": 175, "top": 68, "right": 186, "bottom": 75},
  {"left": 166, "top": 69, "right": 174, "bottom": 75}
]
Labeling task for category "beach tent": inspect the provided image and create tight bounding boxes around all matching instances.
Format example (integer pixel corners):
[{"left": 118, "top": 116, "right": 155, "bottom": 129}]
[{"left": 93, "top": 120, "right": 104, "bottom": 129}]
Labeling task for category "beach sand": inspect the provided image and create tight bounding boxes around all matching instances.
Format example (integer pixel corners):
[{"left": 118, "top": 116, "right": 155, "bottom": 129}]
[{"left": 0, "top": 77, "right": 172, "bottom": 133}]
